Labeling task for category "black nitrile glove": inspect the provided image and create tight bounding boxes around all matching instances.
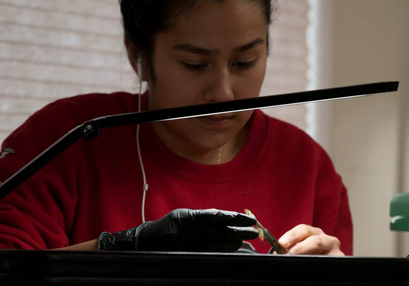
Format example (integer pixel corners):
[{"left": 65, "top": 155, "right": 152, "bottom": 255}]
[{"left": 98, "top": 208, "right": 259, "bottom": 252}]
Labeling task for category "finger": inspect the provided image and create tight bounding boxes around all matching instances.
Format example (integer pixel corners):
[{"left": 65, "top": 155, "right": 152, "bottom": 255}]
[
  {"left": 278, "top": 224, "right": 323, "bottom": 250},
  {"left": 225, "top": 226, "right": 259, "bottom": 240},
  {"left": 286, "top": 234, "right": 343, "bottom": 256},
  {"left": 186, "top": 228, "right": 251, "bottom": 252},
  {"left": 327, "top": 248, "right": 345, "bottom": 256},
  {"left": 196, "top": 225, "right": 259, "bottom": 242},
  {"left": 193, "top": 209, "right": 257, "bottom": 227}
]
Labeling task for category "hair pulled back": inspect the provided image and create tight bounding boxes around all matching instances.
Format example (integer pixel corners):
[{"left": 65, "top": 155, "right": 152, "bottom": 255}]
[{"left": 119, "top": 0, "right": 277, "bottom": 78}]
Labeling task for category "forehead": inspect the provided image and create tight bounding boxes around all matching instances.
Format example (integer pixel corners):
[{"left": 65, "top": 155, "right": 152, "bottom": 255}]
[{"left": 156, "top": 0, "right": 268, "bottom": 51}]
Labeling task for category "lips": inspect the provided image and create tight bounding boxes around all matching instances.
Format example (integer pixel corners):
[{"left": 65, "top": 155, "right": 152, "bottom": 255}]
[
  {"left": 199, "top": 114, "right": 234, "bottom": 129},
  {"left": 203, "top": 115, "right": 233, "bottom": 121}
]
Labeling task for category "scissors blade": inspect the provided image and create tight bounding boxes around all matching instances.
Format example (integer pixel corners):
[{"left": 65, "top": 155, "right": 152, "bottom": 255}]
[
  {"left": 264, "top": 229, "right": 287, "bottom": 254},
  {"left": 256, "top": 221, "right": 286, "bottom": 254}
]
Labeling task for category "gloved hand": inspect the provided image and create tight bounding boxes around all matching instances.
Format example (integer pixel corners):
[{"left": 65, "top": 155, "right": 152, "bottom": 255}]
[{"left": 98, "top": 208, "right": 259, "bottom": 252}]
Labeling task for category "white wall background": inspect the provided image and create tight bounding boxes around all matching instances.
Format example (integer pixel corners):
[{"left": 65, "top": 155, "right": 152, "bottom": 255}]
[{"left": 310, "top": 0, "right": 409, "bottom": 257}]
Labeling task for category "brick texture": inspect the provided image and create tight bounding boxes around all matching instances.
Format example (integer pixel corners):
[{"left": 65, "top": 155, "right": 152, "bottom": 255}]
[{"left": 0, "top": 0, "right": 309, "bottom": 144}]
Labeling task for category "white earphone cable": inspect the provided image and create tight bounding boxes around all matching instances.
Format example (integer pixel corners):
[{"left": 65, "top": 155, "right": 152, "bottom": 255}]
[{"left": 136, "top": 62, "right": 148, "bottom": 223}]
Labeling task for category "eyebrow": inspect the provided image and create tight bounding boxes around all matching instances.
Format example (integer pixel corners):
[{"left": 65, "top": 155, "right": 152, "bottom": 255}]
[{"left": 172, "top": 38, "right": 265, "bottom": 55}]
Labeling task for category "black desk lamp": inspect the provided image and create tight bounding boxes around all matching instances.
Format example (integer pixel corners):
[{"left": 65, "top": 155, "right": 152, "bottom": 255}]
[{"left": 0, "top": 81, "right": 399, "bottom": 200}]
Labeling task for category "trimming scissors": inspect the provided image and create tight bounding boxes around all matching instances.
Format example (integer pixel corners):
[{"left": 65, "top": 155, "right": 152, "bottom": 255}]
[{"left": 244, "top": 209, "right": 287, "bottom": 254}]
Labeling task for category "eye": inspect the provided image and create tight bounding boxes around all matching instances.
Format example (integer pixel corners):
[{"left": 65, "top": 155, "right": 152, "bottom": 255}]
[
  {"left": 232, "top": 59, "right": 257, "bottom": 69},
  {"left": 183, "top": 63, "right": 208, "bottom": 71}
]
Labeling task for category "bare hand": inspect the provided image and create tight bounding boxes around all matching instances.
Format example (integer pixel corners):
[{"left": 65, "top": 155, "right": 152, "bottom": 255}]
[{"left": 278, "top": 224, "right": 344, "bottom": 256}]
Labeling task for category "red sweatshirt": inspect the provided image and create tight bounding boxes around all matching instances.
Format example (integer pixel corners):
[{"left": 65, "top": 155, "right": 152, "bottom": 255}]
[{"left": 0, "top": 92, "right": 353, "bottom": 254}]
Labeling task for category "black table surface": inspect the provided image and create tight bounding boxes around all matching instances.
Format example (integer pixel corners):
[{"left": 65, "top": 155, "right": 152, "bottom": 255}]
[{"left": 0, "top": 250, "right": 408, "bottom": 285}]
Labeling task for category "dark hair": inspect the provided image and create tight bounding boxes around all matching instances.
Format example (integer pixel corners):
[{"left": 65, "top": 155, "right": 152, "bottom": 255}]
[{"left": 119, "top": 0, "right": 277, "bottom": 79}]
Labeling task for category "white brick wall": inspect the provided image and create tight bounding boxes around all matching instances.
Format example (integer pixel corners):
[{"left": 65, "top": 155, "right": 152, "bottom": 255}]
[
  {"left": 261, "top": 0, "right": 309, "bottom": 130},
  {"left": 0, "top": 0, "right": 309, "bottom": 144},
  {"left": 0, "top": 0, "right": 136, "bottom": 143}
]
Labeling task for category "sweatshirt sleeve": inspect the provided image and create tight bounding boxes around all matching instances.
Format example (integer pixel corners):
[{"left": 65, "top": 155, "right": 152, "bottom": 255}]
[
  {"left": 0, "top": 101, "right": 81, "bottom": 249},
  {"left": 313, "top": 148, "right": 353, "bottom": 256},
  {"left": 332, "top": 184, "right": 353, "bottom": 255}
]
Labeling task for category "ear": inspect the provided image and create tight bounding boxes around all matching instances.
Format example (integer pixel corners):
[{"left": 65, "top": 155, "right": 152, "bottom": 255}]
[{"left": 125, "top": 37, "right": 149, "bottom": 82}]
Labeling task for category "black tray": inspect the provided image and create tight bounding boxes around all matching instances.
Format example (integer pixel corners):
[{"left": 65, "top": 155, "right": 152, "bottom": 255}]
[{"left": 1, "top": 250, "right": 408, "bottom": 285}]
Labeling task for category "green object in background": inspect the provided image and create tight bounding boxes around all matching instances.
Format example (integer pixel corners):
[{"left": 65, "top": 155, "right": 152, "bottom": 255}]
[{"left": 390, "top": 193, "right": 409, "bottom": 231}]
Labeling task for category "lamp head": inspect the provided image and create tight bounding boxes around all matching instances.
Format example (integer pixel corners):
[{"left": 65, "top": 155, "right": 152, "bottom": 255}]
[{"left": 390, "top": 193, "right": 409, "bottom": 231}]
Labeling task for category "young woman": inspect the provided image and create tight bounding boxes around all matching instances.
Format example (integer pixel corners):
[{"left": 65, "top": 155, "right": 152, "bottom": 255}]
[{"left": 0, "top": 0, "right": 352, "bottom": 255}]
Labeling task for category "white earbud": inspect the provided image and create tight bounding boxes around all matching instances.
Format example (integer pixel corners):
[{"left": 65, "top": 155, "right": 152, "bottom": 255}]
[{"left": 137, "top": 54, "right": 143, "bottom": 84}]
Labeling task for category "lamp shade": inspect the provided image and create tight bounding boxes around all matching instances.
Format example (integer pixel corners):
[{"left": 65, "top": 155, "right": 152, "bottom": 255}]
[{"left": 390, "top": 193, "right": 409, "bottom": 231}]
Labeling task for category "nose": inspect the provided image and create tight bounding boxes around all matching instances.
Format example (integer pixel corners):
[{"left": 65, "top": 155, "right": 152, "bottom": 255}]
[{"left": 204, "top": 68, "right": 234, "bottom": 103}]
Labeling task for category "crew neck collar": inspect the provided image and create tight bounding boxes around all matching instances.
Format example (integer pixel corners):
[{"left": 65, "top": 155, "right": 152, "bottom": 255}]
[{"left": 139, "top": 93, "right": 268, "bottom": 183}]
